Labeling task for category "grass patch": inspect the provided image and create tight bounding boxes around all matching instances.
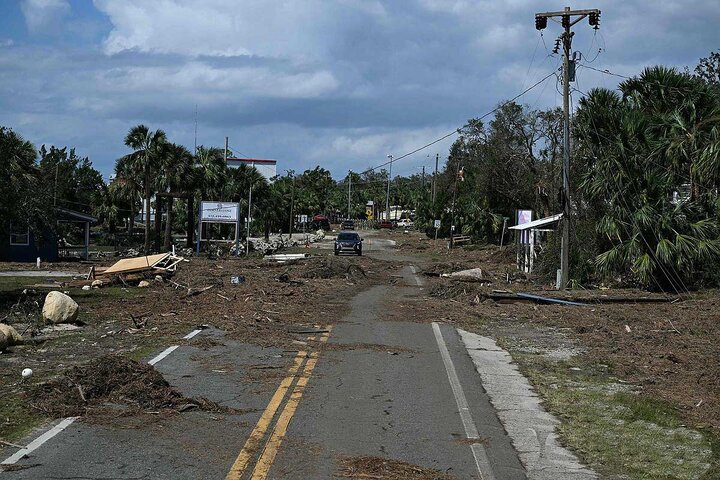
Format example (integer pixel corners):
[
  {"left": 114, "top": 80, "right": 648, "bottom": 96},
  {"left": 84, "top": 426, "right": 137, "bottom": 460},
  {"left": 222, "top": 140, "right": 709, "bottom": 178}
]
[
  {"left": 126, "top": 343, "right": 164, "bottom": 363},
  {"left": 0, "top": 277, "right": 35, "bottom": 292},
  {"left": 515, "top": 354, "right": 713, "bottom": 480},
  {"left": 0, "top": 393, "right": 46, "bottom": 443},
  {"left": 700, "top": 431, "right": 720, "bottom": 480}
]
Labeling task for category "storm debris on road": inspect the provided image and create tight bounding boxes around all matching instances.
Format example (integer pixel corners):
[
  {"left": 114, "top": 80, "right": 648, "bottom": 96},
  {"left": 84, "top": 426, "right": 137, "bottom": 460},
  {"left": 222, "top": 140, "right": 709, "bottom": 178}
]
[
  {"left": 338, "top": 455, "right": 456, "bottom": 479},
  {"left": 26, "top": 355, "right": 227, "bottom": 418}
]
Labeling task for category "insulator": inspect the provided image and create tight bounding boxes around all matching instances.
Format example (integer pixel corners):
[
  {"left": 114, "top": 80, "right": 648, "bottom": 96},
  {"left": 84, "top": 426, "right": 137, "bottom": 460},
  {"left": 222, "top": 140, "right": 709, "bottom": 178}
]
[{"left": 589, "top": 11, "right": 600, "bottom": 29}]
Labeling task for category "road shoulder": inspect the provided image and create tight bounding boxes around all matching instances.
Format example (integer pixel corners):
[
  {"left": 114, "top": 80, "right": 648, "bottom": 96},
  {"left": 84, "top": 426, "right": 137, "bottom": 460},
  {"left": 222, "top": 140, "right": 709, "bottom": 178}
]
[{"left": 458, "top": 328, "right": 598, "bottom": 480}]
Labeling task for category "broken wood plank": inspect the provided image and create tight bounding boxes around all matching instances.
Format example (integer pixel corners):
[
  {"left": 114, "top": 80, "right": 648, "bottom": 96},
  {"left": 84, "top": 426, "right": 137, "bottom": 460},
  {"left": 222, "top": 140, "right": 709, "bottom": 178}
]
[
  {"left": 187, "top": 285, "right": 214, "bottom": 297},
  {"left": 98, "top": 253, "right": 171, "bottom": 276}
]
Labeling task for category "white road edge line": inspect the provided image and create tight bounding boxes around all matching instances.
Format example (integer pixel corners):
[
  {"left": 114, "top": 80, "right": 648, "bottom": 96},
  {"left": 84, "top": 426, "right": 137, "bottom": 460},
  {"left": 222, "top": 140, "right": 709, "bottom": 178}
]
[
  {"left": 1, "top": 417, "right": 78, "bottom": 465},
  {"left": 1, "top": 328, "right": 201, "bottom": 465},
  {"left": 432, "top": 322, "right": 495, "bottom": 480},
  {"left": 147, "top": 345, "right": 179, "bottom": 366},
  {"left": 183, "top": 329, "right": 203, "bottom": 340},
  {"left": 409, "top": 265, "right": 423, "bottom": 286}
]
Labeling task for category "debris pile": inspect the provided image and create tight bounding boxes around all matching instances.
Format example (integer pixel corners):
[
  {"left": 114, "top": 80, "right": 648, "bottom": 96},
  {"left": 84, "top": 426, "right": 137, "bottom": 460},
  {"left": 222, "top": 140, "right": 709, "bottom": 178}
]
[
  {"left": 338, "top": 456, "right": 455, "bottom": 480},
  {"left": 240, "top": 233, "right": 325, "bottom": 255},
  {"left": 27, "top": 355, "right": 225, "bottom": 417},
  {"left": 92, "top": 253, "right": 187, "bottom": 286}
]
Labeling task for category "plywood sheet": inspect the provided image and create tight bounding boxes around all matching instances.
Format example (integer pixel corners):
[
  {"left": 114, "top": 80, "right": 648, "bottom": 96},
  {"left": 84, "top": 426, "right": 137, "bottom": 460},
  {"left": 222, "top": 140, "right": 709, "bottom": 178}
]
[{"left": 101, "top": 253, "right": 170, "bottom": 275}]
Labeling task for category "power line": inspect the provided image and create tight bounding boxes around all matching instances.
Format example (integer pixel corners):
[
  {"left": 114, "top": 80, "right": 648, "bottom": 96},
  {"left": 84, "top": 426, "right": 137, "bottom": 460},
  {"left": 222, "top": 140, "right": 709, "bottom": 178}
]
[
  {"left": 360, "top": 70, "right": 558, "bottom": 176},
  {"left": 577, "top": 63, "right": 630, "bottom": 79}
]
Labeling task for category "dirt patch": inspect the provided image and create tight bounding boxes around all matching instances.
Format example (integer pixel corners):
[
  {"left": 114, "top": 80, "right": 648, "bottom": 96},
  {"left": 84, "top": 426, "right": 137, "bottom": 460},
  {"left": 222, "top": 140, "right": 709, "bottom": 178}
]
[
  {"left": 26, "top": 355, "right": 227, "bottom": 418},
  {"left": 300, "top": 256, "right": 367, "bottom": 280},
  {"left": 337, "top": 455, "right": 456, "bottom": 479}
]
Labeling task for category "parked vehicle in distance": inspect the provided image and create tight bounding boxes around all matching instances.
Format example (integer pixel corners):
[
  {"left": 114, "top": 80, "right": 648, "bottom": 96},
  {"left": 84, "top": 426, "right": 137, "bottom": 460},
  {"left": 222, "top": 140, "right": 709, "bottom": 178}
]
[
  {"left": 311, "top": 214, "right": 331, "bottom": 231},
  {"left": 378, "top": 220, "right": 394, "bottom": 229},
  {"left": 341, "top": 220, "right": 355, "bottom": 230},
  {"left": 335, "top": 232, "right": 363, "bottom": 255},
  {"left": 397, "top": 219, "right": 414, "bottom": 228}
]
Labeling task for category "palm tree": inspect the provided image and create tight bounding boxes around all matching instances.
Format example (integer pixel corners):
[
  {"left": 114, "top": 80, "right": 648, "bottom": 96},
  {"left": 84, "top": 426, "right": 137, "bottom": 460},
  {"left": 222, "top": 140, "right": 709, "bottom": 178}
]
[
  {"left": 574, "top": 69, "right": 720, "bottom": 289},
  {"left": 158, "top": 143, "right": 194, "bottom": 251},
  {"left": 192, "top": 146, "right": 227, "bottom": 245},
  {"left": 124, "top": 125, "right": 167, "bottom": 253},
  {"left": 112, "top": 155, "right": 141, "bottom": 234}
]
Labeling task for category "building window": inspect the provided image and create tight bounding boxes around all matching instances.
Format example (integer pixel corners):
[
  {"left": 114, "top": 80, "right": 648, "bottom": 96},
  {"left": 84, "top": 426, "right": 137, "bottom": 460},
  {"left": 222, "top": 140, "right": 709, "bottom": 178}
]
[{"left": 9, "top": 225, "right": 30, "bottom": 246}]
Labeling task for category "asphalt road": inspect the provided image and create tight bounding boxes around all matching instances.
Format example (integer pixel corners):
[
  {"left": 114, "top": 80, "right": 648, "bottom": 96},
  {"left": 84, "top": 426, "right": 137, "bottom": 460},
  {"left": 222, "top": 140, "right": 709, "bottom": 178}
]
[{"left": 3, "top": 235, "right": 527, "bottom": 479}]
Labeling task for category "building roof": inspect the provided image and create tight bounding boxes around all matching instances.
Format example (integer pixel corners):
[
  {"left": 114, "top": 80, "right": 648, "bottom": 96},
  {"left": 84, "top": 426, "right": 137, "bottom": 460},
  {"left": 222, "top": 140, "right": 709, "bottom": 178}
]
[
  {"left": 56, "top": 207, "right": 97, "bottom": 223},
  {"left": 226, "top": 157, "right": 277, "bottom": 165},
  {"left": 508, "top": 213, "right": 562, "bottom": 231}
]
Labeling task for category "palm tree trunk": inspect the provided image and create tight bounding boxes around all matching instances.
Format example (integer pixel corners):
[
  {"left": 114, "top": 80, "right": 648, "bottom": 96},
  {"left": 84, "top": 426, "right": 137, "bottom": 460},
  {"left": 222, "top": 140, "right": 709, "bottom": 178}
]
[
  {"left": 129, "top": 196, "right": 135, "bottom": 234},
  {"left": 164, "top": 196, "right": 174, "bottom": 252},
  {"left": 186, "top": 195, "right": 194, "bottom": 248},
  {"left": 154, "top": 195, "right": 163, "bottom": 252}
]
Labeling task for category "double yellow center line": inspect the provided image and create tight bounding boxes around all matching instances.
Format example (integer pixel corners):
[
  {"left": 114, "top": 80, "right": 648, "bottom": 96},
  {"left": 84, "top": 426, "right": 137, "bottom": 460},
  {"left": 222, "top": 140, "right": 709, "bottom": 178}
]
[{"left": 226, "top": 326, "right": 332, "bottom": 480}]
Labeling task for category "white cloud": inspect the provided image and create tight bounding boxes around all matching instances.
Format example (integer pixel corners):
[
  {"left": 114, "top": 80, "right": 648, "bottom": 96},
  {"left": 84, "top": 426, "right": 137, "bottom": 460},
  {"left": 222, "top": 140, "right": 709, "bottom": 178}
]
[
  {"left": 21, "top": 0, "right": 71, "bottom": 33},
  {"left": 93, "top": 0, "right": 386, "bottom": 59},
  {"left": 98, "top": 62, "right": 338, "bottom": 99}
]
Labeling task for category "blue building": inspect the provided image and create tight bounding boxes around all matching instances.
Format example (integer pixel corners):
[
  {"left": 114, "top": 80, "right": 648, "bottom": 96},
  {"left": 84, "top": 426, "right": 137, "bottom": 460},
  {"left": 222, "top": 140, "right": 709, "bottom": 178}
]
[{"left": 1, "top": 208, "right": 97, "bottom": 262}]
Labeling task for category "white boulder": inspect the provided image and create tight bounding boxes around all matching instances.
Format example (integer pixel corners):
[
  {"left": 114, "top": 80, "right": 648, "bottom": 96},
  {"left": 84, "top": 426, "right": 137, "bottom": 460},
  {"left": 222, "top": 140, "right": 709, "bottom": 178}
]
[
  {"left": 138, "top": 280, "right": 150, "bottom": 288},
  {"left": 41, "top": 291, "right": 79, "bottom": 324},
  {"left": 0, "top": 323, "right": 23, "bottom": 350}
]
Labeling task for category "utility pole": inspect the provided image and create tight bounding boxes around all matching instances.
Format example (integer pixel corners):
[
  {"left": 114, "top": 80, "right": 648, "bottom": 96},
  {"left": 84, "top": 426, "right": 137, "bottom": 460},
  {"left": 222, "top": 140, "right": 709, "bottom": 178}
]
[
  {"left": 224, "top": 136, "right": 229, "bottom": 162},
  {"left": 449, "top": 160, "right": 462, "bottom": 249},
  {"left": 421, "top": 165, "right": 426, "bottom": 189},
  {"left": 246, "top": 182, "right": 252, "bottom": 255},
  {"left": 385, "top": 154, "right": 393, "bottom": 221},
  {"left": 288, "top": 172, "right": 295, "bottom": 238},
  {"left": 194, "top": 104, "right": 198, "bottom": 153},
  {"left": 347, "top": 170, "right": 352, "bottom": 219},
  {"left": 535, "top": 6, "right": 600, "bottom": 290},
  {"left": 432, "top": 153, "right": 439, "bottom": 207},
  {"left": 53, "top": 162, "right": 59, "bottom": 207}
]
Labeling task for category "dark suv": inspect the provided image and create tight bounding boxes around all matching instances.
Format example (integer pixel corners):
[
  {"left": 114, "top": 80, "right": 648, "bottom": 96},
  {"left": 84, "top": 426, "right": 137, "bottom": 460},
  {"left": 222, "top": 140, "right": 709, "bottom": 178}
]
[{"left": 334, "top": 232, "right": 363, "bottom": 256}]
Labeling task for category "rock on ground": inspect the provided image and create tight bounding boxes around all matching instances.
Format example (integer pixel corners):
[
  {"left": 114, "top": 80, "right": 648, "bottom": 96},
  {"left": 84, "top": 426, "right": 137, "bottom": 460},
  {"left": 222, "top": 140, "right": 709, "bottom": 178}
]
[
  {"left": 0, "top": 323, "right": 23, "bottom": 350},
  {"left": 41, "top": 291, "right": 79, "bottom": 324},
  {"left": 138, "top": 280, "right": 150, "bottom": 288}
]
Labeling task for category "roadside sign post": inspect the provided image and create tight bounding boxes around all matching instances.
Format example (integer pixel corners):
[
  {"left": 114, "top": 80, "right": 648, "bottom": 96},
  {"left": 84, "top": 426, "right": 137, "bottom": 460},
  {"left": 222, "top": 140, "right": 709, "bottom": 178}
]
[
  {"left": 197, "top": 201, "right": 241, "bottom": 255},
  {"left": 434, "top": 219, "right": 440, "bottom": 242}
]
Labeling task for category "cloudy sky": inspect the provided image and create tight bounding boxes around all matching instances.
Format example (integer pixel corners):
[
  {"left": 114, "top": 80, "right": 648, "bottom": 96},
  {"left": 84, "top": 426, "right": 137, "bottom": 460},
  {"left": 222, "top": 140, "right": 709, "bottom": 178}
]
[{"left": 1, "top": 0, "right": 718, "bottom": 179}]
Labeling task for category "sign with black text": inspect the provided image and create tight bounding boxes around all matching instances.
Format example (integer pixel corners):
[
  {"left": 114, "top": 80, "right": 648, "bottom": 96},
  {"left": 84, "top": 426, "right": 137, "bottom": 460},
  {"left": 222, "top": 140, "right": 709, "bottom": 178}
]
[{"left": 200, "top": 202, "right": 239, "bottom": 223}]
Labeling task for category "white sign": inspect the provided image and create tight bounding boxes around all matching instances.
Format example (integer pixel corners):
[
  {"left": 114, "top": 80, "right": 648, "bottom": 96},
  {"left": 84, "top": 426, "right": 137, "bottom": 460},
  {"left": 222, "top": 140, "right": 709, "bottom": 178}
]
[
  {"left": 434, "top": 219, "right": 441, "bottom": 229},
  {"left": 300, "top": 215, "right": 308, "bottom": 223},
  {"left": 201, "top": 202, "right": 239, "bottom": 223}
]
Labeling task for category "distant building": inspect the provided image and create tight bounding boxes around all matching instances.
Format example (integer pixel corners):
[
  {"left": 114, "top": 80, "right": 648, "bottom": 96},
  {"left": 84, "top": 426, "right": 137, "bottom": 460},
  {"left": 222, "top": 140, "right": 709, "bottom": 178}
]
[
  {"left": 1, "top": 208, "right": 97, "bottom": 262},
  {"left": 227, "top": 158, "right": 277, "bottom": 181}
]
